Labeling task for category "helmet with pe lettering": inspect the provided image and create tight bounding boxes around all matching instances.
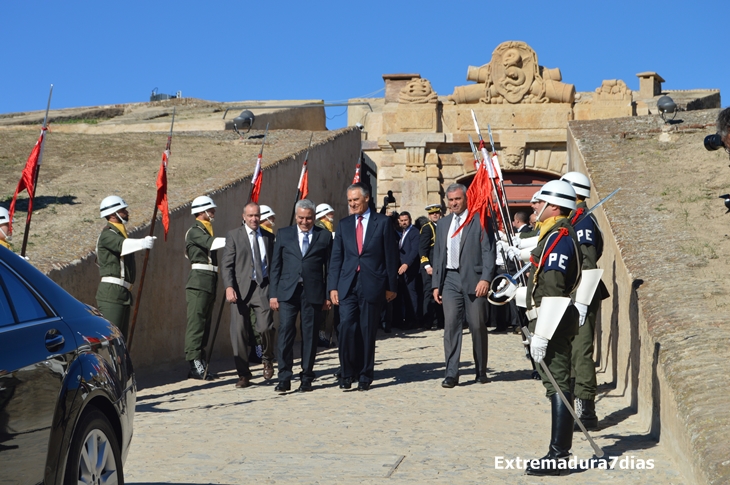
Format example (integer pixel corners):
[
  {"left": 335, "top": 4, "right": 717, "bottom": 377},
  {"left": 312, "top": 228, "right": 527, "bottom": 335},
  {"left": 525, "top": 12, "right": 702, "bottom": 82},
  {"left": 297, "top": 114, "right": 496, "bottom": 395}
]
[
  {"left": 560, "top": 171, "right": 591, "bottom": 198},
  {"left": 260, "top": 205, "right": 275, "bottom": 221},
  {"left": 536, "top": 180, "right": 577, "bottom": 211},
  {"left": 99, "top": 195, "right": 128, "bottom": 218},
  {"left": 191, "top": 196, "right": 216, "bottom": 215}
]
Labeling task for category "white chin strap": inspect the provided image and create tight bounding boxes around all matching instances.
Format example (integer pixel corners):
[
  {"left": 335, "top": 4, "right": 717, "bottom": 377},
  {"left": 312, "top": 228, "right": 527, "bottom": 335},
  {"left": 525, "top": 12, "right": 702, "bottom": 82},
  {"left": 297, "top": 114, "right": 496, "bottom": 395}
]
[
  {"left": 115, "top": 212, "right": 128, "bottom": 225},
  {"left": 205, "top": 210, "right": 214, "bottom": 222},
  {"left": 535, "top": 203, "right": 548, "bottom": 222},
  {"left": 0, "top": 226, "right": 10, "bottom": 241}
]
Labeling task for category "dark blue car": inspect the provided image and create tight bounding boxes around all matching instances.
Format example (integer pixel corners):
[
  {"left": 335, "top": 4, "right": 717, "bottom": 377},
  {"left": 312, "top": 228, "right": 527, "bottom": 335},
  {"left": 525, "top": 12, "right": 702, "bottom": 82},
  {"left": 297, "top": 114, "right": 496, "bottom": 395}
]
[{"left": 0, "top": 245, "right": 135, "bottom": 484}]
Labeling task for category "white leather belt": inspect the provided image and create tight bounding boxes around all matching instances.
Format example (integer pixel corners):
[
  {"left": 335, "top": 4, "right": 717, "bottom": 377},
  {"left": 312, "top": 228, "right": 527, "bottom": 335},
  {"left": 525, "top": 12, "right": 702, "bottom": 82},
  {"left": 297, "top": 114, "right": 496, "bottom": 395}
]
[
  {"left": 101, "top": 276, "right": 131, "bottom": 290},
  {"left": 191, "top": 263, "right": 218, "bottom": 273},
  {"left": 526, "top": 307, "right": 539, "bottom": 320}
]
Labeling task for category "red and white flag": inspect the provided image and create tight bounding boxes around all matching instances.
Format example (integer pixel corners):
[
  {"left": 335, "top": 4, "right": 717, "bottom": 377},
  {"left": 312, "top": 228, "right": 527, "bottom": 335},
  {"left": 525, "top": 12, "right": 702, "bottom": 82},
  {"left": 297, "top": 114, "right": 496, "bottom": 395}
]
[
  {"left": 250, "top": 154, "right": 263, "bottom": 203},
  {"left": 297, "top": 159, "right": 309, "bottom": 200},
  {"left": 155, "top": 149, "right": 170, "bottom": 240},
  {"left": 352, "top": 163, "right": 361, "bottom": 184},
  {"left": 8, "top": 127, "right": 47, "bottom": 234}
]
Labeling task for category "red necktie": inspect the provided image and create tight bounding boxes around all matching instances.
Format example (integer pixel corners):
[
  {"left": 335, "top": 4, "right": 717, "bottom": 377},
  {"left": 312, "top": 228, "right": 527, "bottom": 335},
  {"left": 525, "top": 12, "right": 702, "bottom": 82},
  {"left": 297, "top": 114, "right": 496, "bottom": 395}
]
[
  {"left": 356, "top": 215, "right": 364, "bottom": 254},
  {"left": 356, "top": 215, "right": 363, "bottom": 272}
]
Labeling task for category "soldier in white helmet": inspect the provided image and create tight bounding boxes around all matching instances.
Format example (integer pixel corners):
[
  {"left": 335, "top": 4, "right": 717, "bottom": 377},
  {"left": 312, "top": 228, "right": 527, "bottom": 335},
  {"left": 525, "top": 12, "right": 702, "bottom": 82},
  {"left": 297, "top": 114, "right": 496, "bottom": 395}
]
[
  {"left": 516, "top": 180, "right": 582, "bottom": 476},
  {"left": 314, "top": 203, "right": 337, "bottom": 347},
  {"left": 315, "top": 203, "right": 335, "bottom": 235},
  {"left": 259, "top": 205, "right": 276, "bottom": 234},
  {"left": 96, "top": 195, "right": 156, "bottom": 339},
  {"left": 0, "top": 207, "right": 12, "bottom": 251},
  {"left": 184, "top": 196, "right": 227, "bottom": 380},
  {"left": 560, "top": 171, "right": 609, "bottom": 431}
]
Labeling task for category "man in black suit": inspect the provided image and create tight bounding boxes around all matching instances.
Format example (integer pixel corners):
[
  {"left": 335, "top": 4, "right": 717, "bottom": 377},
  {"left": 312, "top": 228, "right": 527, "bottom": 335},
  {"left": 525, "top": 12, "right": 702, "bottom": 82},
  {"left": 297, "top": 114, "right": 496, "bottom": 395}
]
[
  {"left": 269, "top": 199, "right": 332, "bottom": 393},
  {"left": 432, "top": 184, "right": 496, "bottom": 388},
  {"left": 328, "top": 183, "right": 399, "bottom": 391},
  {"left": 396, "top": 211, "right": 420, "bottom": 328},
  {"left": 221, "top": 202, "right": 276, "bottom": 388}
]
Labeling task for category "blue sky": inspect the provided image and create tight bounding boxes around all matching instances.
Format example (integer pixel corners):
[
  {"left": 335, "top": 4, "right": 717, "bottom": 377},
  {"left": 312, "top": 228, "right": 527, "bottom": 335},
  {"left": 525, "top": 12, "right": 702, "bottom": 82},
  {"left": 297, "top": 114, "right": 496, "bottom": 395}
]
[{"left": 1, "top": 1, "right": 726, "bottom": 129}]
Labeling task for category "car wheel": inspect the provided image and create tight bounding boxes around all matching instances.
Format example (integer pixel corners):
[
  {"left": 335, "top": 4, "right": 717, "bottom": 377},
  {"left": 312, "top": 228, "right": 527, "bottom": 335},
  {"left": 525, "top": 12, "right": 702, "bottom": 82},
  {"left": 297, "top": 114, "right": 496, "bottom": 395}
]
[{"left": 64, "top": 408, "right": 124, "bottom": 485}]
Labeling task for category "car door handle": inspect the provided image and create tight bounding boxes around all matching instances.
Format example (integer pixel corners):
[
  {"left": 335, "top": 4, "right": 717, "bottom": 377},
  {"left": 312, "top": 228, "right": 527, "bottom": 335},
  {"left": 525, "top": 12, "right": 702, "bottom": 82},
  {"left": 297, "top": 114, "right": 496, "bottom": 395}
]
[{"left": 45, "top": 331, "right": 65, "bottom": 352}]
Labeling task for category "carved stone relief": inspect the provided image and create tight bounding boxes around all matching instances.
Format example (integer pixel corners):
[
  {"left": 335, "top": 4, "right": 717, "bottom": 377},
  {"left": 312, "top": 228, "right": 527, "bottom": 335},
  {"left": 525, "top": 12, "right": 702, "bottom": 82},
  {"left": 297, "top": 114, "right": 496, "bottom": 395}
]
[
  {"left": 405, "top": 146, "right": 426, "bottom": 172},
  {"left": 501, "top": 146, "right": 525, "bottom": 169},
  {"left": 398, "top": 78, "right": 438, "bottom": 104}
]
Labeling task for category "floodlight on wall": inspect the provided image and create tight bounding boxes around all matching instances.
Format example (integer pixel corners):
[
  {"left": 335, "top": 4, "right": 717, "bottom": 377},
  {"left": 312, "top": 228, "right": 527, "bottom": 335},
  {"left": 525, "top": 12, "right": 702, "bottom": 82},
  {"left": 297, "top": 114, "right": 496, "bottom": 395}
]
[
  {"left": 657, "top": 95, "right": 677, "bottom": 123},
  {"left": 232, "top": 110, "right": 255, "bottom": 137}
]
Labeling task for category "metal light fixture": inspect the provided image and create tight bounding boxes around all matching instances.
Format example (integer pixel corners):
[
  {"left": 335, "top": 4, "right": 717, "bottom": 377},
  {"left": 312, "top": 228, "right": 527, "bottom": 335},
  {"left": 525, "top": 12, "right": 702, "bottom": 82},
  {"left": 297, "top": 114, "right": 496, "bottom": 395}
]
[{"left": 657, "top": 95, "right": 677, "bottom": 123}]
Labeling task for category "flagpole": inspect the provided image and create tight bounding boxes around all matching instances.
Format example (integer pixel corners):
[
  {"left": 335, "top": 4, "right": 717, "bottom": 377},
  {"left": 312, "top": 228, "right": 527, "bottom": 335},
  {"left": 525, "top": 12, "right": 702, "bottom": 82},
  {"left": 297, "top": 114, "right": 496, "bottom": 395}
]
[
  {"left": 19, "top": 85, "right": 53, "bottom": 258},
  {"left": 289, "top": 133, "right": 314, "bottom": 225},
  {"left": 247, "top": 123, "right": 269, "bottom": 204},
  {"left": 127, "top": 108, "right": 175, "bottom": 352}
]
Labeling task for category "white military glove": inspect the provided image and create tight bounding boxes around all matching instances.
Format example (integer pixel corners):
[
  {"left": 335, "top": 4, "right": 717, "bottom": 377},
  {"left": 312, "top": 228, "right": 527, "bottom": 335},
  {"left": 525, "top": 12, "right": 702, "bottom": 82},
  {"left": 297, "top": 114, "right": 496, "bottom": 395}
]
[
  {"left": 121, "top": 236, "right": 156, "bottom": 256},
  {"left": 210, "top": 237, "right": 226, "bottom": 251},
  {"left": 512, "top": 235, "right": 522, "bottom": 247},
  {"left": 575, "top": 302, "right": 588, "bottom": 327},
  {"left": 530, "top": 335, "right": 549, "bottom": 363},
  {"left": 506, "top": 245, "right": 520, "bottom": 261}
]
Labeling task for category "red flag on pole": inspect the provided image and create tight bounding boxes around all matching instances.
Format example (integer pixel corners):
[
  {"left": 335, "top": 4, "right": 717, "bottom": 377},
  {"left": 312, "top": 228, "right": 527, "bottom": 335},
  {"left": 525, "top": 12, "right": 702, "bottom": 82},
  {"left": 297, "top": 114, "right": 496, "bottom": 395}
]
[
  {"left": 352, "top": 163, "right": 361, "bottom": 184},
  {"left": 155, "top": 149, "right": 170, "bottom": 240},
  {"left": 8, "top": 128, "right": 47, "bottom": 234},
  {"left": 297, "top": 159, "right": 309, "bottom": 200},
  {"left": 251, "top": 154, "right": 263, "bottom": 203}
]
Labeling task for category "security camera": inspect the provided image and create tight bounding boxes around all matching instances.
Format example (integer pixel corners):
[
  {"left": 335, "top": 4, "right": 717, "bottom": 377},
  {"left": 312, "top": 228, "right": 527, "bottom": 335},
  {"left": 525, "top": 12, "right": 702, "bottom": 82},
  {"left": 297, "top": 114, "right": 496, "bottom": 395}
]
[{"left": 355, "top": 123, "right": 365, "bottom": 131}]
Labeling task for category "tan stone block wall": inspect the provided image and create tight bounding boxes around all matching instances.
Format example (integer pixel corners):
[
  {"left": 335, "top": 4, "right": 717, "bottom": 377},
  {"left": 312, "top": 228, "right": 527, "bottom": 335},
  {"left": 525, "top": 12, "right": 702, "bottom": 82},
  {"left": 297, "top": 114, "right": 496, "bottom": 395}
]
[
  {"left": 47, "top": 129, "right": 361, "bottom": 372},
  {"left": 567, "top": 128, "right": 702, "bottom": 485}
]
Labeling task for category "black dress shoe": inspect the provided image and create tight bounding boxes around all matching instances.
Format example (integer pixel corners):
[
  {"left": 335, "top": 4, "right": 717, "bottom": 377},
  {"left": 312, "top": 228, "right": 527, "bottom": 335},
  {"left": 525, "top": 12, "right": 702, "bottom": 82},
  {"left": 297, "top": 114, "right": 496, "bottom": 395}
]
[
  {"left": 357, "top": 381, "right": 371, "bottom": 391},
  {"left": 475, "top": 375, "right": 490, "bottom": 384},
  {"left": 339, "top": 377, "right": 352, "bottom": 389},
  {"left": 441, "top": 377, "right": 458, "bottom": 388},
  {"left": 274, "top": 381, "right": 290, "bottom": 394},
  {"left": 298, "top": 381, "right": 313, "bottom": 392}
]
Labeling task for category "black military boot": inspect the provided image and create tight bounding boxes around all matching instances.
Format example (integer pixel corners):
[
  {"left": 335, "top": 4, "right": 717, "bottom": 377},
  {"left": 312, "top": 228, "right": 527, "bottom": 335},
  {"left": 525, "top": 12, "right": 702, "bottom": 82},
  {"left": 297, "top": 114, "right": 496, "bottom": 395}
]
[
  {"left": 526, "top": 392, "right": 574, "bottom": 476},
  {"left": 188, "top": 359, "right": 213, "bottom": 381},
  {"left": 574, "top": 397, "right": 599, "bottom": 431}
]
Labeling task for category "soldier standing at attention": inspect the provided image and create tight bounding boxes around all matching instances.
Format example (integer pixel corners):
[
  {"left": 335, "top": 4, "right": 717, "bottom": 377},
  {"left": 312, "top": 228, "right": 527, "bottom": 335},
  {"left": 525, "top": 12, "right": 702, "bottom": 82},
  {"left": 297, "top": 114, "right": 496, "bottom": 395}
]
[
  {"left": 0, "top": 207, "right": 12, "bottom": 250},
  {"left": 561, "top": 171, "right": 610, "bottom": 431},
  {"left": 185, "top": 196, "right": 227, "bottom": 380},
  {"left": 96, "top": 195, "right": 156, "bottom": 339},
  {"left": 419, "top": 203, "right": 443, "bottom": 330},
  {"left": 518, "top": 180, "right": 582, "bottom": 476}
]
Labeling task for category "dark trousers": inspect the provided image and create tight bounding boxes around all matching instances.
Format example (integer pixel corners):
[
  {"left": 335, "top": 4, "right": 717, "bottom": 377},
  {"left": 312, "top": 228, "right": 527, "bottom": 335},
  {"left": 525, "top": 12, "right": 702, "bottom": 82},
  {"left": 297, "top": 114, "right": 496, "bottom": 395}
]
[
  {"left": 396, "top": 274, "right": 419, "bottom": 328},
  {"left": 230, "top": 279, "right": 275, "bottom": 378},
  {"left": 421, "top": 268, "right": 443, "bottom": 329},
  {"left": 338, "top": 273, "right": 384, "bottom": 385},
  {"left": 441, "top": 270, "right": 489, "bottom": 379},
  {"left": 277, "top": 284, "right": 322, "bottom": 383},
  {"left": 184, "top": 286, "right": 216, "bottom": 361},
  {"left": 530, "top": 305, "right": 579, "bottom": 397}
]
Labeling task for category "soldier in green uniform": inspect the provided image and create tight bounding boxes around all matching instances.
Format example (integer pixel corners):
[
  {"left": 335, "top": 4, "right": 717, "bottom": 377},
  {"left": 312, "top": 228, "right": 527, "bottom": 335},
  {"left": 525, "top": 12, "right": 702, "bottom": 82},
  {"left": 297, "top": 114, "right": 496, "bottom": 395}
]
[
  {"left": 96, "top": 195, "right": 156, "bottom": 339},
  {"left": 315, "top": 203, "right": 336, "bottom": 347},
  {"left": 561, "top": 171, "right": 610, "bottom": 431},
  {"left": 0, "top": 207, "right": 12, "bottom": 251},
  {"left": 515, "top": 180, "right": 582, "bottom": 476},
  {"left": 419, "top": 203, "right": 443, "bottom": 330},
  {"left": 185, "top": 196, "right": 227, "bottom": 380}
]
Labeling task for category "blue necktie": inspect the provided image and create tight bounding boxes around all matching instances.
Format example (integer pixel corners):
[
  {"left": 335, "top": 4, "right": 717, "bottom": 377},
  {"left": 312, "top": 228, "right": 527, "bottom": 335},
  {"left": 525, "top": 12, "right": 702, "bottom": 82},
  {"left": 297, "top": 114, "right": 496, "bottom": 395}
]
[{"left": 301, "top": 232, "right": 310, "bottom": 256}]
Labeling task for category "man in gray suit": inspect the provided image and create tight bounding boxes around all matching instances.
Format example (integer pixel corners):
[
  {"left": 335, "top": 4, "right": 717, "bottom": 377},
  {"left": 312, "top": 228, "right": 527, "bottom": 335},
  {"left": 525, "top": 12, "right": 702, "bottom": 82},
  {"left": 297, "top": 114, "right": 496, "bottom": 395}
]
[
  {"left": 432, "top": 183, "right": 496, "bottom": 388},
  {"left": 221, "top": 202, "right": 276, "bottom": 388}
]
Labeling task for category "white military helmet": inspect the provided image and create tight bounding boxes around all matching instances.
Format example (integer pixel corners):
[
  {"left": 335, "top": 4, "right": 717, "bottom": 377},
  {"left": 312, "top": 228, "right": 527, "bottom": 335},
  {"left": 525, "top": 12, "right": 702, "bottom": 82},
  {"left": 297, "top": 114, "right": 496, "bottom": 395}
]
[
  {"left": 530, "top": 191, "right": 540, "bottom": 204},
  {"left": 191, "top": 195, "right": 216, "bottom": 215},
  {"left": 0, "top": 207, "right": 10, "bottom": 225},
  {"left": 536, "top": 180, "right": 577, "bottom": 211},
  {"left": 316, "top": 203, "right": 334, "bottom": 219},
  {"left": 260, "top": 205, "right": 275, "bottom": 221},
  {"left": 560, "top": 171, "right": 591, "bottom": 198},
  {"left": 99, "top": 195, "right": 128, "bottom": 218}
]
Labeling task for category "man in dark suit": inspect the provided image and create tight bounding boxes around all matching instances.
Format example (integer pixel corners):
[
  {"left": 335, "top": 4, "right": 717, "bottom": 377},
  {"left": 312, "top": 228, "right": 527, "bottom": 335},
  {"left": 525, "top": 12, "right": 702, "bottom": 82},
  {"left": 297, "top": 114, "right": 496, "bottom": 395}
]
[
  {"left": 395, "top": 211, "right": 420, "bottom": 328},
  {"left": 432, "top": 183, "right": 496, "bottom": 388},
  {"left": 269, "top": 199, "right": 332, "bottom": 393},
  {"left": 221, "top": 202, "right": 276, "bottom": 389},
  {"left": 328, "top": 183, "right": 399, "bottom": 391},
  {"left": 419, "top": 204, "right": 443, "bottom": 330}
]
